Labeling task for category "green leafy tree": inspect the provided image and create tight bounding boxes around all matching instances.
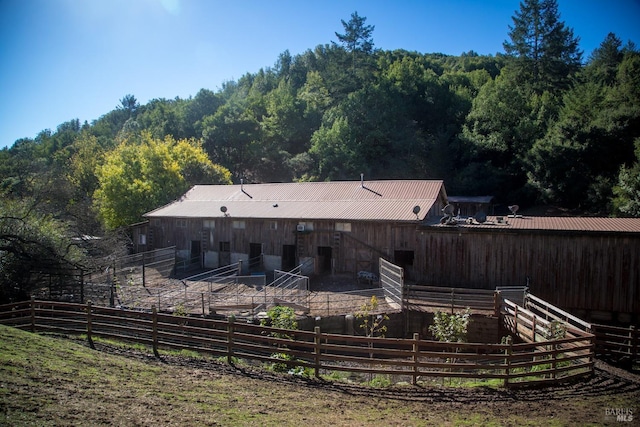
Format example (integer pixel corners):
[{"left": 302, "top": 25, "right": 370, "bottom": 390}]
[
  {"left": 355, "top": 295, "right": 389, "bottom": 338},
  {"left": 0, "top": 197, "right": 88, "bottom": 303},
  {"left": 201, "top": 101, "right": 261, "bottom": 182},
  {"left": 429, "top": 308, "right": 471, "bottom": 343},
  {"left": 260, "top": 306, "right": 302, "bottom": 373},
  {"left": 94, "top": 133, "right": 231, "bottom": 229},
  {"left": 613, "top": 138, "right": 640, "bottom": 217}
]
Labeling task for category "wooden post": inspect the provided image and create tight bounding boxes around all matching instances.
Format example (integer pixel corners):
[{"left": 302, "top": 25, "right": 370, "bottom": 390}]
[
  {"left": 86, "top": 301, "right": 94, "bottom": 349},
  {"left": 514, "top": 305, "right": 519, "bottom": 337},
  {"left": 532, "top": 315, "right": 537, "bottom": 342},
  {"left": 110, "top": 261, "right": 116, "bottom": 307},
  {"left": 630, "top": 326, "right": 637, "bottom": 370},
  {"left": 314, "top": 326, "right": 321, "bottom": 379},
  {"left": 551, "top": 342, "right": 557, "bottom": 380},
  {"left": 30, "top": 296, "right": 36, "bottom": 333},
  {"left": 227, "top": 316, "right": 235, "bottom": 365},
  {"left": 201, "top": 293, "right": 206, "bottom": 317},
  {"left": 504, "top": 338, "right": 512, "bottom": 387},
  {"left": 142, "top": 252, "right": 146, "bottom": 288},
  {"left": 412, "top": 332, "right": 420, "bottom": 385},
  {"left": 152, "top": 305, "right": 159, "bottom": 357},
  {"left": 326, "top": 294, "right": 330, "bottom": 317},
  {"left": 493, "top": 290, "right": 501, "bottom": 317},
  {"left": 450, "top": 289, "right": 455, "bottom": 314},
  {"left": 80, "top": 270, "right": 84, "bottom": 304}
]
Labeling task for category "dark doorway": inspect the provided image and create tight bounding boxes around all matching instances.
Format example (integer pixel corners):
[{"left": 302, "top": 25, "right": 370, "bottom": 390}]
[
  {"left": 394, "top": 250, "right": 414, "bottom": 269},
  {"left": 219, "top": 241, "right": 231, "bottom": 266},
  {"left": 282, "top": 244, "right": 296, "bottom": 271},
  {"left": 317, "top": 246, "right": 332, "bottom": 272},
  {"left": 249, "top": 243, "right": 262, "bottom": 270},
  {"left": 190, "top": 240, "right": 202, "bottom": 266}
]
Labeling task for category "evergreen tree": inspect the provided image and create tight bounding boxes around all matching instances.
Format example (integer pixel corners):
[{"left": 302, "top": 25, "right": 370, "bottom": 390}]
[
  {"left": 504, "top": 0, "right": 582, "bottom": 93},
  {"left": 334, "top": 11, "right": 375, "bottom": 80}
]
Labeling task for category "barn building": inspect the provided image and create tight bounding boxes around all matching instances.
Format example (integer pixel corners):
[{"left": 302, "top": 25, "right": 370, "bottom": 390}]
[
  {"left": 133, "top": 179, "right": 640, "bottom": 323},
  {"left": 139, "top": 179, "right": 448, "bottom": 278}
]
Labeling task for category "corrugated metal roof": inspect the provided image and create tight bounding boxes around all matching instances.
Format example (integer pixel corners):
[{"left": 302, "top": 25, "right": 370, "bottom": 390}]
[
  {"left": 145, "top": 180, "right": 445, "bottom": 222},
  {"left": 429, "top": 215, "right": 640, "bottom": 233}
]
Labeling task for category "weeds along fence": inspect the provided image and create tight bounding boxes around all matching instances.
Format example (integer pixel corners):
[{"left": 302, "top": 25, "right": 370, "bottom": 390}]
[{"left": 0, "top": 298, "right": 594, "bottom": 387}]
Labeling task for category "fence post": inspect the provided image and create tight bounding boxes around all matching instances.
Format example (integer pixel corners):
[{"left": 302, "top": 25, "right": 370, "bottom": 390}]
[
  {"left": 201, "top": 293, "right": 205, "bottom": 317},
  {"left": 80, "top": 270, "right": 85, "bottom": 304},
  {"left": 551, "top": 341, "right": 557, "bottom": 380},
  {"left": 450, "top": 289, "right": 455, "bottom": 314},
  {"left": 314, "top": 326, "right": 321, "bottom": 379},
  {"left": 532, "top": 315, "right": 537, "bottom": 342},
  {"left": 152, "top": 305, "right": 159, "bottom": 357},
  {"left": 326, "top": 294, "right": 330, "bottom": 317},
  {"left": 30, "top": 296, "right": 36, "bottom": 333},
  {"left": 412, "top": 332, "right": 420, "bottom": 385},
  {"left": 142, "top": 252, "right": 146, "bottom": 288},
  {"left": 227, "top": 316, "right": 235, "bottom": 365},
  {"left": 630, "top": 326, "right": 637, "bottom": 370},
  {"left": 514, "top": 305, "right": 519, "bottom": 336},
  {"left": 504, "top": 336, "right": 512, "bottom": 388},
  {"left": 493, "top": 290, "right": 501, "bottom": 317},
  {"left": 110, "top": 261, "right": 116, "bottom": 307},
  {"left": 86, "top": 301, "right": 94, "bottom": 349}
]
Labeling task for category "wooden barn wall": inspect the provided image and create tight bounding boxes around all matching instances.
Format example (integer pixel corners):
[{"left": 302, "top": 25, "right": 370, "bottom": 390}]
[
  {"left": 144, "top": 217, "right": 421, "bottom": 276},
  {"left": 415, "top": 228, "right": 640, "bottom": 316}
]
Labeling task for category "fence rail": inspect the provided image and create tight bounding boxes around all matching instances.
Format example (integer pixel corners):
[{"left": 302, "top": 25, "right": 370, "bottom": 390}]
[
  {"left": 0, "top": 299, "right": 594, "bottom": 387},
  {"left": 591, "top": 323, "right": 639, "bottom": 366},
  {"left": 405, "top": 285, "right": 498, "bottom": 313}
]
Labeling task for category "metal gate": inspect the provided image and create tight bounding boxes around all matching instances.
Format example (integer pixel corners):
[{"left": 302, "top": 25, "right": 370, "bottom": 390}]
[{"left": 379, "top": 258, "right": 403, "bottom": 309}]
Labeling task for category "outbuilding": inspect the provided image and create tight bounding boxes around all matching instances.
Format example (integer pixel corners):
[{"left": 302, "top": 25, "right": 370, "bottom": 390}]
[{"left": 138, "top": 179, "right": 447, "bottom": 278}]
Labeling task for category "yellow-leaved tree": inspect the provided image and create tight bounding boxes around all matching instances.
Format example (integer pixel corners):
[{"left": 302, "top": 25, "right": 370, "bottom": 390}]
[{"left": 94, "top": 132, "right": 231, "bottom": 229}]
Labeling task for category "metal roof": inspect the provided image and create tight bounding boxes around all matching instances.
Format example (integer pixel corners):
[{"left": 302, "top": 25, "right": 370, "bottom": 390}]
[
  {"left": 145, "top": 180, "right": 446, "bottom": 222},
  {"left": 428, "top": 215, "right": 640, "bottom": 234}
]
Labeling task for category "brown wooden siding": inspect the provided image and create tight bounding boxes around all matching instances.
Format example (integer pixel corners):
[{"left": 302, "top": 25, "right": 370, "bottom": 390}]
[
  {"left": 414, "top": 228, "right": 640, "bottom": 316},
  {"left": 135, "top": 217, "right": 639, "bottom": 317}
]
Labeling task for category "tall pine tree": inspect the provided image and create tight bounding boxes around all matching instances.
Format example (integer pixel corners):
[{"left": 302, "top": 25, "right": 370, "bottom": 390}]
[{"left": 504, "top": 0, "right": 582, "bottom": 94}]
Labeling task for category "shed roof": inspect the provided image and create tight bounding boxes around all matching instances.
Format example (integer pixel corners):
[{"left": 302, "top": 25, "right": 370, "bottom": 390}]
[
  {"left": 428, "top": 215, "right": 640, "bottom": 234},
  {"left": 144, "top": 180, "right": 446, "bottom": 222}
]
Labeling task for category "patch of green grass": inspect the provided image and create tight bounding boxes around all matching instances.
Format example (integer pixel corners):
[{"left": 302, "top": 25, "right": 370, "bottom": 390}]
[{"left": 0, "top": 325, "right": 637, "bottom": 427}]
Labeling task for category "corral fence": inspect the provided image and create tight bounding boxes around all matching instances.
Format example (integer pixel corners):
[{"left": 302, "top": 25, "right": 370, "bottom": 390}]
[
  {"left": 522, "top": 293, "right": 639, "bottom": 369},
  {"left": 404, "top": 285, "right": 500, "bottom": 313},
  {"left": 0, "top": 296, "right": 594, "bottom": 388}
]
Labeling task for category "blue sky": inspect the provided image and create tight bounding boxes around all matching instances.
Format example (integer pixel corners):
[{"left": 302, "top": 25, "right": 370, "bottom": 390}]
[{"left": 1, "top": 0, "right": 639, "bottom": 149}]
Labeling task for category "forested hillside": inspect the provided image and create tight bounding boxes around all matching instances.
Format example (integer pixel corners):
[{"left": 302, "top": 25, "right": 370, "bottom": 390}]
[{"left": 0, "top": 2, "right": 639, "bottom": 300}]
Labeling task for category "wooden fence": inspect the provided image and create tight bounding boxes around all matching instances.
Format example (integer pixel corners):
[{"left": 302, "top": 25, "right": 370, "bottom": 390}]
[
  {"left": 522, "top": 293, "right": 639, "bottom": 368},
  {"left": 591, "top": 324, "right": 639, "bottom": 368},
  {"left": 0, "top": 298, "right": 594, "bottom": 387},
  {"left": 404, "top": 285, "right": 499, "bottom": 313}
]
